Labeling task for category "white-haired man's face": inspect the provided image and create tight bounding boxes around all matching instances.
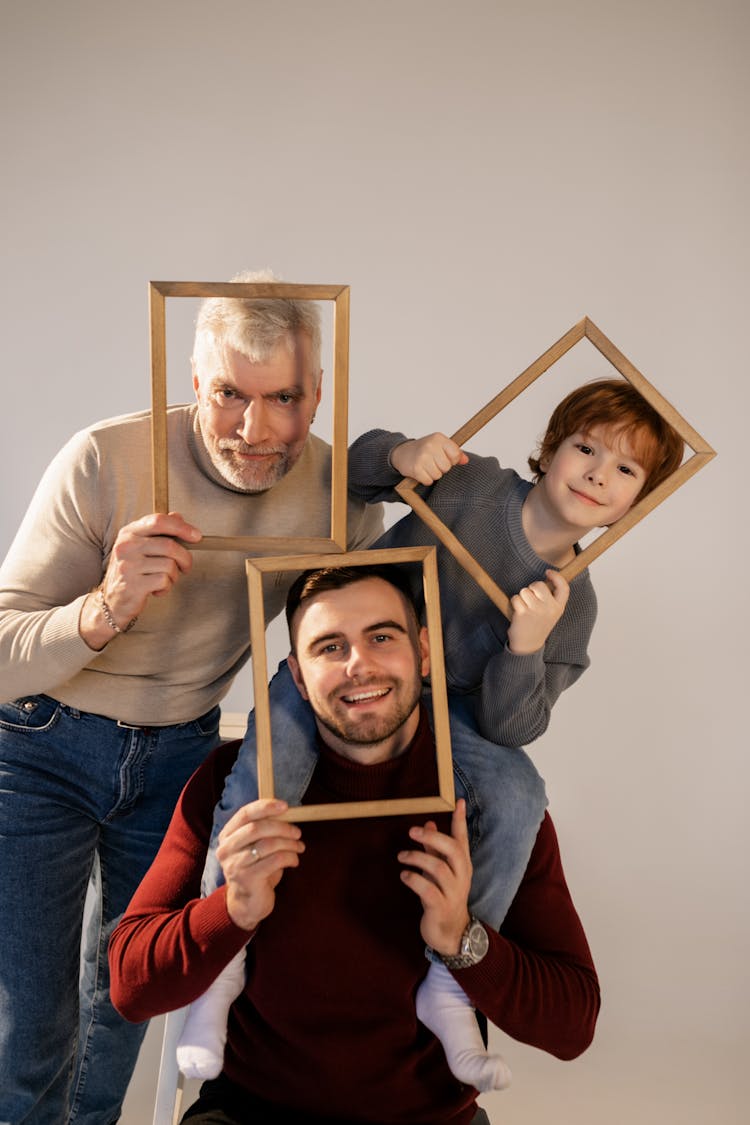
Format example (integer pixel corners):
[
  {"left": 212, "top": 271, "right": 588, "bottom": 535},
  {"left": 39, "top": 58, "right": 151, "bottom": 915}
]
[{"left": 193, "top": 333, "right": 321, "bottom": 492}]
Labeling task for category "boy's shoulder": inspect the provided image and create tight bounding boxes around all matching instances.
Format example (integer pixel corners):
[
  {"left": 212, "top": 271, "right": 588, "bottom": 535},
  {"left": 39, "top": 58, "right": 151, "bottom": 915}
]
[{"left": 426, "top": 450, "right": 529, "bottom": 506}]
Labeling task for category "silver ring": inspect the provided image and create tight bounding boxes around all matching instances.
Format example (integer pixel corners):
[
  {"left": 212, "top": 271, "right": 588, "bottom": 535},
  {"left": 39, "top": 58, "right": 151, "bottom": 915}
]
[{"left": 250, "top": 845, "right": 260, "bottom": 861}]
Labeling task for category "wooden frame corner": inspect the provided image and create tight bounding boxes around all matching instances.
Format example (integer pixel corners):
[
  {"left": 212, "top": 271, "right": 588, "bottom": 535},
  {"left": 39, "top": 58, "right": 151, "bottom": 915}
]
[
  {"left": 149, "top": 280, "right": 350, "bottom": 553},
  {"left": 395, "top": 317, "right": 716, "bottom": 619},
  {"left": 245, "top": 546, "right": 455, "bottom": 822}
]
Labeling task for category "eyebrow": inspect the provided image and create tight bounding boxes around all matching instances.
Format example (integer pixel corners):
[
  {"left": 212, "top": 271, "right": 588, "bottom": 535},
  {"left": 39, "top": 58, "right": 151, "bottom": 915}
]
[
  {"left": 579, "top": 430, "right": 646, "bottom": 467},
  {"left": 208, "top": 378, "right": 307, "bottom": 398},
  {"left": 305, "top": 619, "right": 409, "bottom": 653}
]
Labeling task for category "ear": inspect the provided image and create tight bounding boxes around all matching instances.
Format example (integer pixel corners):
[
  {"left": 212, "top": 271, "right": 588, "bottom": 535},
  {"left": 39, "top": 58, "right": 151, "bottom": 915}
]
[
  {"left": 313, "top": 372, "right": 323, "bottom": 411},
  {"left": 191, "top": 362, "right": 201, "bottom": 402},
  {"left": 287, "top": 652, "right": 309, "bottom": 701},
  {"left": 418, "top": 626, "right": 430, "bottom": 679}
]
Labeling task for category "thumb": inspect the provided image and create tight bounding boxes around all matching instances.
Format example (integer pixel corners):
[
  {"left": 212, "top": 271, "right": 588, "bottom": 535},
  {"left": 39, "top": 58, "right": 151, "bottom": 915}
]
[{"left": 545, "top": 569, "right": 571, "bottom": 607}]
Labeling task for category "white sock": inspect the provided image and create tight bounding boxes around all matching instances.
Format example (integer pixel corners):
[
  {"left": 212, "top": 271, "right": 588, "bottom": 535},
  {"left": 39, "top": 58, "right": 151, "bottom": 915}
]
[
  {"left": 416, "top": 961, "right": 512, "bottom": 1093},
  {"left": 176, "top": 948, "right": 247, "bottom": 1079}
]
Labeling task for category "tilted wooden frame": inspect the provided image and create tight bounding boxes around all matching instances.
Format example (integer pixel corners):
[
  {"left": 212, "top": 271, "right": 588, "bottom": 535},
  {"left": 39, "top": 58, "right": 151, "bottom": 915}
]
[
  {"left": 395, "top": 316, "right": 716, "bottom": 619},
  {"left": 149, "top": 280, "right": 351, "bottom": 552},
  {"left": 245, "top": 546, "right": 456, "bottom": 822}
]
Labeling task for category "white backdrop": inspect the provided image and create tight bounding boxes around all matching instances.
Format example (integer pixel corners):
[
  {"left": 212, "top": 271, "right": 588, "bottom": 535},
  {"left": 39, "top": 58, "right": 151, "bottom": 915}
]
[{"left": 1, "top": 2, "right": 747, "bottom": 1123}]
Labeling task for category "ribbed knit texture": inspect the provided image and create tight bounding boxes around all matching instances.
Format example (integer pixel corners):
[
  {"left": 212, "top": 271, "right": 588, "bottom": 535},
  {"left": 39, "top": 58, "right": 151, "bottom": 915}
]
[
  {"left": 0, "top": 406, "right": 382, "bottom": 723},
  {"left": 110, "top": 722, "right": 599, "bottom": 1123},
  {"left": 348, "top": 429, "right": 598, "bottom": 746}
]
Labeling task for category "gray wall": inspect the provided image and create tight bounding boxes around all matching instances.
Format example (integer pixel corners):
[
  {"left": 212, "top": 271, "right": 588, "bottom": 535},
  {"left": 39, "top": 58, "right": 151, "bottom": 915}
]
[{"left": 2, "top": 2, "right": 747, "bottom": 1122}]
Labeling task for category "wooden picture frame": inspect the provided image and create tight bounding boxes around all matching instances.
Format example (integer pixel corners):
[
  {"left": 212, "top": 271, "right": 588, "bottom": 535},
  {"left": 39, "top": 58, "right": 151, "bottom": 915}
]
[
  {"left": 395, "top": 316, "right": 716, "bottom": 619},
  {"left": 245, "top": 546, "right": 456, "bottom": 822},
  {"left": 149, "top": 280, "right": 350, "bottom": 552}
]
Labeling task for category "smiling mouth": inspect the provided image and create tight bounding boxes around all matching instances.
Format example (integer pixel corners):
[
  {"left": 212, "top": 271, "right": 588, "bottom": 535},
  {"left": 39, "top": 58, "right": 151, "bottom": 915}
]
[
  {"left": 569, "top": 488, "right": 602, "bottom": 506},
  {"left": 341, "top": 687, "right": 391, "bottom": 705}
]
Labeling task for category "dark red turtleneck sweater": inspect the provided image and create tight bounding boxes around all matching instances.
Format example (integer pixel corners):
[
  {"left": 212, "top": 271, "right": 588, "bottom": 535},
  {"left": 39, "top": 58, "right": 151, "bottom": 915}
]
[{"left": 110, "top": 709, "right": 599, "bottom": 1124}]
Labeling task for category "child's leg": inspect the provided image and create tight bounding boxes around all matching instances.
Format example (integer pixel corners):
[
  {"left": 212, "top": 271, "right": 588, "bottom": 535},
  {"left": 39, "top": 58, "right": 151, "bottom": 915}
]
[
  {"left": 448, "top": 693, "right": 547, "bottom": 929},
  {"left": 178, "top": 661, "right": 319, "bottom": 1077},
  {"left": 176, "top": 949, "right": 247, "bottom": 1079},
  {"left": 416, "top": 693, "right": 547, "bottom": 1090},
  {"left": 416, "top": 962, "right": 512, "bottom": 1092}
]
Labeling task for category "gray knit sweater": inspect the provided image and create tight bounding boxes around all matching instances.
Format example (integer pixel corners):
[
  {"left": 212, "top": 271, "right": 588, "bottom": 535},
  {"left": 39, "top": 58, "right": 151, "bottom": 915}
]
[{"left": 348, "top": 429, "right": 597, "bottom": 748}]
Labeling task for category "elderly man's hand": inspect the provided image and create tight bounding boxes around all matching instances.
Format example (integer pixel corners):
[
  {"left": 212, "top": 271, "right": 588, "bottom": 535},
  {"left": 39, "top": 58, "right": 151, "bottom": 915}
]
[
  {"left": 398, "top": 799, "right": 472, "bottom": 957},
  {"left": 79, "top": 511, "right": 202, "bottom": 650},
  {"left": 217, "top": 799, "right": 305, "bottom": 932}
]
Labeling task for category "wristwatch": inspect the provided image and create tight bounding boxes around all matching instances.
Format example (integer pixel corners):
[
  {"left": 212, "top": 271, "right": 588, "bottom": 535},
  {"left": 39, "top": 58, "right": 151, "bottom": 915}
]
[{"left": 431, "top": 916, "right": 489, "bottom": 970}]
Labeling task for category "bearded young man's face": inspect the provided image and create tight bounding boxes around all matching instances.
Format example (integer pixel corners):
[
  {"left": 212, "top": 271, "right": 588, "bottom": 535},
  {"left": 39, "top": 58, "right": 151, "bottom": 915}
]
[{"left": 288, "top": 577, "right": 429, "bottom": 765}]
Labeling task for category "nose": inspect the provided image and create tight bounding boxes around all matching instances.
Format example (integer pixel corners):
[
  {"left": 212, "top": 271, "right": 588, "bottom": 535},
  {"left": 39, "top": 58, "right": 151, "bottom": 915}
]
[
  {"left": 345, "top": 643, "right": 376, "bottom": 681},
  {"left": 585, "top": 459, "right": 606, "bottom": 486},
  {"left": 237, "top": 400, "right": 270, "bottom": 445}
]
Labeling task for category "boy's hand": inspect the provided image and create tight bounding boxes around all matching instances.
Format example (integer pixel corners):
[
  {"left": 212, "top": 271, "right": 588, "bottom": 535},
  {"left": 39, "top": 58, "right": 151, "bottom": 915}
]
[
  {"left": 398, "top": 800, "right": 472, "bottom": 956},
  {"left": 507, "top": 570, "right": 570, "bottom": 655},
  {"left": 390, "top": 433, "right": 469, "bottom": 486},
  {"left": 217, "top": 799, "right": 305, "bottom": 932}
]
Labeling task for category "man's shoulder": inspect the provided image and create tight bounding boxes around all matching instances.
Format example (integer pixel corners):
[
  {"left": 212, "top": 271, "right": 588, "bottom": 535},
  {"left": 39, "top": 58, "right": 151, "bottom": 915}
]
[
  {"left": 302, "top": 431, "right": 332, "bottom": 461},
  {"left": 81, "top": 403, "right": 193, "bottom": 441}
]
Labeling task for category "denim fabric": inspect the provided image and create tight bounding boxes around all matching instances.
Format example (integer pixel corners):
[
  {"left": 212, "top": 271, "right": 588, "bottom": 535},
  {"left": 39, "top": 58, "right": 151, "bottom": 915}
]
[
  {"left": 0, "top": 694, "right": 221, "bottom": 1125},
  {"left": 203, "top": 663, "right": 547, "bottom": 929}
]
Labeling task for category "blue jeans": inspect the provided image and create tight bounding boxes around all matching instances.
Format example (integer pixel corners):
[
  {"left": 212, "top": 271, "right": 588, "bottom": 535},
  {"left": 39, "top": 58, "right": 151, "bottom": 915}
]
[
  {"left": 0, "top": 693, "right": 222, "bottom": 1125},
  {"left": 203, "top": 662, "right": 546, "bottom": 929}
]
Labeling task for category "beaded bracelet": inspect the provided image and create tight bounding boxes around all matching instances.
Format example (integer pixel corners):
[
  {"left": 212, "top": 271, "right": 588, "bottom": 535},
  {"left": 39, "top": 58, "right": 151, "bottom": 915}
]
[{"left": 97, "top": 588, "right": 138, "bottom": 634}]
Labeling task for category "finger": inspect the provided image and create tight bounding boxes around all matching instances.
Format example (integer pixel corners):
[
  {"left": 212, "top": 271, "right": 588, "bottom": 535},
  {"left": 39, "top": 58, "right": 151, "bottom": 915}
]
[
  {"left": 219, "top": 799, "right": 290, "bottom": 840},
  {"left": 511, "top": 587, "right": 536, "bottom": 613},
  {"left": 219, "top": 832, "right": 305, "bottom": 871},
  {"left": 545, "top": 569, "right": 571, "bottom": 606},
  {"left": 124, "top": 511, "right": 203, "bottom": 543},
  {"left": 402, "top": 833, "right": 462, "bottom": 878},
  {"left": 450, "top": 798, "right": 469, "bottom": 848}
]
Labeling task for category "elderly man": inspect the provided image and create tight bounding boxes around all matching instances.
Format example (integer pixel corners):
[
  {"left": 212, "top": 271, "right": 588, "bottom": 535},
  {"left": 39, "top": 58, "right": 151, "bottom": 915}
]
[
  {"left": 109, "top": 564, "right": 599, "bottom": 1125},
  {"left": 0, "top": 275, "right": 382, "bottom": 1125}
]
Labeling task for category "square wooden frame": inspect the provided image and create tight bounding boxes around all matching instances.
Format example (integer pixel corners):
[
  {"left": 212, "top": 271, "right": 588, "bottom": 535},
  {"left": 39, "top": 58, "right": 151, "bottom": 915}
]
[
  {"left": 245, "top": 545, "right": 456, "bottom": 822},
  {"left": 149, "top": 280, "right": 351, "bottom": 552},
  {"left": 395, "top": 316, "right": 716, "bottom": 619}
]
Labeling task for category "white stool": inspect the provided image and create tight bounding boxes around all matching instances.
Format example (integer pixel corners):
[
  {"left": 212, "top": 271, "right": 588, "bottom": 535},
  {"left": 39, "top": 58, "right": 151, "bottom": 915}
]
[{"left": 152, "top": 1007, "right": 187, "bottom": 1125}]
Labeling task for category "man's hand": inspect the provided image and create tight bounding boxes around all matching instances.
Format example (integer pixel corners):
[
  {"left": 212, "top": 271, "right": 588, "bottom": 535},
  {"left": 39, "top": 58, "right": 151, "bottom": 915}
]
[
  {"left": 79, "top": 512, "right": 202, "bottom": 650},
  {"left": 217, "top": 799, "right": 305, "bottom": 932},
  {"left": 390, "top": 433, "right": 469, "bottom": 486},
  {"left": 507, "top": 569, "right": 570, "bottom": 655},
  {"left": 398, "top": 799, "right": 472, "bottom": 957}
]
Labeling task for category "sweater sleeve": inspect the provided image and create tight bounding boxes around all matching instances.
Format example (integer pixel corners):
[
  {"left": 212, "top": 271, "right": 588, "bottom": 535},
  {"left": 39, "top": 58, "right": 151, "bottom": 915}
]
[
  {"left": 108, "top": 742, "right": 253, "bottom": 1023},
  {"left": 456, "top": 813, "right": 600, "bottom": 1060},
  {"left": 0, "top": 431, "right": 114, "bottom": 702},
  {"left": 474, "top": 643, "right": 589, "bottom": 747},
  {"left": 348, "top": 429, "right": 411, "bottom": 503}
]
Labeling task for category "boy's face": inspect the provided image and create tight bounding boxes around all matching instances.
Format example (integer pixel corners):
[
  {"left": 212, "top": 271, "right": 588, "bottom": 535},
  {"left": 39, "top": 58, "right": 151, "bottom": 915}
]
[{"left": 538, "top": 424, "right": 648, "bottom": 531}]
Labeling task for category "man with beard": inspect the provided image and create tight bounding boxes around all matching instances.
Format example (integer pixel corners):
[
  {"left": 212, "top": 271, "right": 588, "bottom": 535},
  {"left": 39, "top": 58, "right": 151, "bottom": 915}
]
[
  {"left": 109, "top": 564, "right": 599, "bottom": 1125},
  {"left": 0, "top": 274, "right": 382, "bottom": 1124}
]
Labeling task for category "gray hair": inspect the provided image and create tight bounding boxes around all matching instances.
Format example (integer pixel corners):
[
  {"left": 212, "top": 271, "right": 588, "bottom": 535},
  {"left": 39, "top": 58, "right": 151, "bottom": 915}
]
[{"left": 193, "top": 269, "right": 322, "bottom": 383}]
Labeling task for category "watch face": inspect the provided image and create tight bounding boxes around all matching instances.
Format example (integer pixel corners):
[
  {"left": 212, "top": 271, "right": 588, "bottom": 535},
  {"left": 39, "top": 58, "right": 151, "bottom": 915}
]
[{"left": 468, "top": 920, "right": 489, "bottom": 959}]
